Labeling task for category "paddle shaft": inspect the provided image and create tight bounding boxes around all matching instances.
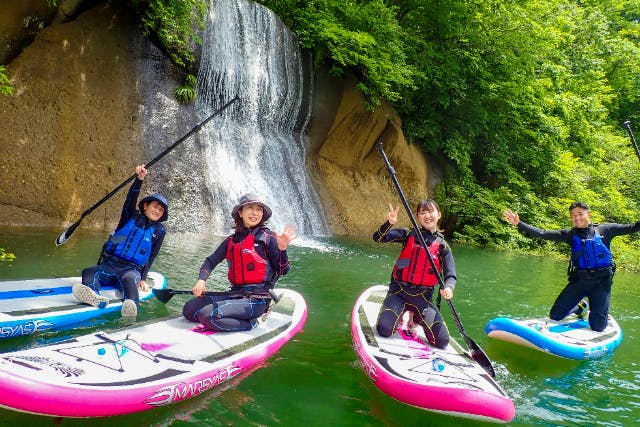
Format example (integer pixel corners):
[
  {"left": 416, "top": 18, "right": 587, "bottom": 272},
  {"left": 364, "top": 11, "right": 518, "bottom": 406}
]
[
  {"left": 376, "top": 142, "right": 496, "bottom": 377},
  {"left": 56, "top": 96, "right": 239, "bottom": 246},
  {"left": 623, "top": 120, "right": 640, "bottom": 163},
  {"left": 375, "top": 143, "right": 447, "bottom": 287},
  {"left": 154, "top": 288, "right": 280, "bottom": 303}
]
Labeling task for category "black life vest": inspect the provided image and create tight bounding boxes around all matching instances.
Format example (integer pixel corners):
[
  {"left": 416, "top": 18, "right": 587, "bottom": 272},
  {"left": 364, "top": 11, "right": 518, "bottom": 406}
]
[
  {"left": 571, "top": 225, "right": 613, "bottom": 270},
  {"left": 392, "top": 231, "right": 442, "bottom": 286},
  {"left": 104, "top": 218, "right": 155, "bottom": 267},
  {"left": 226, "top": 228, "right": 274, "bottom": 285}
]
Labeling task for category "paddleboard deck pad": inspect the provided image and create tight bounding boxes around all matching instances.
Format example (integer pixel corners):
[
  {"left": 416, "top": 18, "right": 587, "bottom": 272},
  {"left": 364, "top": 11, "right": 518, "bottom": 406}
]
[
  {"left": 0, "top": 288, "right": 306, "bottom": 417},
  {"left": 351, "top": 285, "right": 515, "bottom": 423},
  {"left": 485, "top": 313, "right": 622, "bottom": 359},
  {"left": 0, "top": 272, "right": 167, "bottom": 340}
]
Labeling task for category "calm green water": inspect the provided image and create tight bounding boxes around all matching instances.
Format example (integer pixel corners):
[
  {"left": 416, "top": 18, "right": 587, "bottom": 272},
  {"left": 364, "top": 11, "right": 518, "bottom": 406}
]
[{"left": 1, "top": 226, "right": 639, "bottom": 426}]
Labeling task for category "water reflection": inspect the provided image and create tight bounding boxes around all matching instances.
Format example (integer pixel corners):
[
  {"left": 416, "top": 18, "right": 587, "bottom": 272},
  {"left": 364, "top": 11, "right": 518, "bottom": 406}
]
[{"left": 1, "top": 228, "right": 639, "bottom": 426}]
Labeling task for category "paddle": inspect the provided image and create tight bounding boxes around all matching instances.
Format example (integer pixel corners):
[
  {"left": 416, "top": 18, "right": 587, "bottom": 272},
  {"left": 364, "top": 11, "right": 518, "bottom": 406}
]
[
  {"left": 623, "top": 120, "right": 640, "bottom": 163},
  {"left": 376, "top": 142, "right": 496, "bottom": 378},
  {"left": 153, "top": 287, "right": 281, "bottom": 304},
  {"left": 55, "top": 95, "right": 240, "bottom": 246}
]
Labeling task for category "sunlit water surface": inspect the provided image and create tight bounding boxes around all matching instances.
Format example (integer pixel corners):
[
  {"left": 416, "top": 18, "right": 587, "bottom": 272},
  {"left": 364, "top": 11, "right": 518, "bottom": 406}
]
[{"left": 1, "top": 227, "right": 639, "bottom": 426}]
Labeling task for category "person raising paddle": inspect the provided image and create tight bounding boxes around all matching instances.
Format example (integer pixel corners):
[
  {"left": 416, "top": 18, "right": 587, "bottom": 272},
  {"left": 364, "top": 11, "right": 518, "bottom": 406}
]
[
  {"left": 503, "top": 201, "right": 640, "bottom": 331},
  {"left": 72, "top": 164, "right": 168, "bottom": 320},
  {"left": 182, "top": 194, "right": 297, "bottom": 332},
  {"left": 373, "top": 199, "right": 457, "bottom": 349}
]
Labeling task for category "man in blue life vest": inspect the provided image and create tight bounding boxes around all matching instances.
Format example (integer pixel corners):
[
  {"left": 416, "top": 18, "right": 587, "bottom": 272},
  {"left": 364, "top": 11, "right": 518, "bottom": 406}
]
[
  {"left": 503, "top": 201, "right": 640, "bottom": 331},
  {"left": 72, "top": 164, "right": 168, "bottom": 320}
]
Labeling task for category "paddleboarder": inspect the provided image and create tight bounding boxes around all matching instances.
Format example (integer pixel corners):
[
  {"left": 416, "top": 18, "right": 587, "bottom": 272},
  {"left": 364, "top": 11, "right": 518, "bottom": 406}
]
[
  {"left": 72, "top": 164, "right": 168, "bottom": 320},
  {"left": 373, "top": 199, "right": 457, "bottom": 349},
  {"left": 183, "top": 194, "right": 297, "bottom": 331},
  {"left": 503, "top": 201, "right": 640, "bottom": 331}
]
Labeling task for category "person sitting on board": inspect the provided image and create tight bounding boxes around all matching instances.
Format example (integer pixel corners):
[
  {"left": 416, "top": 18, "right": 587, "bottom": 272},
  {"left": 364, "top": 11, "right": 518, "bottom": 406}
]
[
  {"left": 73, "top": 164, "right": 168, "bottom": 320},
  {"left": 503, "top": 201, "right": 640, "bottom": 331},
  {"left": 182, "top": 194, "right": 297, "bottom": 332},
  {"left": 373, "top": 199, "right": 457, "bottom": 349}
]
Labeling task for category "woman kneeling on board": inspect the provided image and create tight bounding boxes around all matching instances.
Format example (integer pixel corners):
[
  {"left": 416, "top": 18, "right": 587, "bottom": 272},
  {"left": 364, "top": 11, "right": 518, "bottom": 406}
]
[
  {"left": 373, "top": 199, "right": 457, "bottom": 349},
  {"left": 183, "top": 194, "right": 297, "bottom": 331}
]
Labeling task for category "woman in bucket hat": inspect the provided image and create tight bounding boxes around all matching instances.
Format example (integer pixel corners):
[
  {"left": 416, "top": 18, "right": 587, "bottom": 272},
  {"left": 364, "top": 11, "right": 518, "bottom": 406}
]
[
  {"left": 72, "top": 164, "right": 168, "bottom": 320},
  {"left": 182, "top": 193, "right": 297, "bottom": 332}
]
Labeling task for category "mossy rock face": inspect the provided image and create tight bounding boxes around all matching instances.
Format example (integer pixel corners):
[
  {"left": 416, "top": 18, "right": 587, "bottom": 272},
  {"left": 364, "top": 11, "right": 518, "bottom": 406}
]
[
  {"left": 0, "top": 3, "right": 428, "bottom": 237},
  {"left": 0, "top": 3, "right": 144, "bottom": 230},
  {"left": 308, "top": 73, "right": 430, "bottom": 236}
]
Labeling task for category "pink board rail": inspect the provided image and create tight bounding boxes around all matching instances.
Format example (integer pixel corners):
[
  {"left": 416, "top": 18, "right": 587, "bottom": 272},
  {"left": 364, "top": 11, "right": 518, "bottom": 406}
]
[
  {"left": 351, "top": 285, "right": 515, "bottom": 423},
  {"left": 0, "top": 288, "right": 306, "bottom": 418}
]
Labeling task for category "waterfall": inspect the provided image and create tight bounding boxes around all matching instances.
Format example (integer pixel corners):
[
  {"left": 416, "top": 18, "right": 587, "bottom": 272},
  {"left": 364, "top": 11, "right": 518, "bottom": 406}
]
[{"left": 192, "top": 0, "right": 328, "bottom": 236}]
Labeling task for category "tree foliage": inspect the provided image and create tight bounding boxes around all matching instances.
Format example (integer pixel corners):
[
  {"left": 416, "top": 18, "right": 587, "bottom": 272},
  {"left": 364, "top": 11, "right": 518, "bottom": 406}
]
[
  {"left": 0, "top": 247, "right": 16, "bottom": 261},
  {"left": 257, "top": 0, "right": 640, "bottom": 269},
  {"left": 129, "top": 0, "right": 207, "bottom": 69},
  {"left": 0, "top": 66, "right": 13, "bottom": 96},
  {"left": 255, "top": 0, "right": 418, "bottom": 108}
]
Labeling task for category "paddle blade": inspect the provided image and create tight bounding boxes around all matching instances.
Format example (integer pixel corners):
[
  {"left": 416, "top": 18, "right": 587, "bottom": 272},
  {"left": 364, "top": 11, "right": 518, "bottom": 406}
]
[
  {"left": 152, "top": 288, "right": 175, "bottom": 304},
  {"left": 55, "top": 220, "right": 82, "bottom": 246},
  {"left": 466, "top": 338, "right": 496, "bottom": 377}
]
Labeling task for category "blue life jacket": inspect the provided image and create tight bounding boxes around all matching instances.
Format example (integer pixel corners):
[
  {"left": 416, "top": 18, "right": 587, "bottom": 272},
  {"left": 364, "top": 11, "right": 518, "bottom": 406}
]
[
  {"left": 104, "top": 218, "right": 155, "bottom": 267},
  {"left": 571, "top": 226, "right": 613, "bottom": 270}
]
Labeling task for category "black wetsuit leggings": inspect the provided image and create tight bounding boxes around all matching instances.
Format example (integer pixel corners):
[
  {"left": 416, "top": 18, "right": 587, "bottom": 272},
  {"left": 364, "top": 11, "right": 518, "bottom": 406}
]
[
  {"left": 550, "top": 269, "right": 613, "bottom": 332},
  {"left": 376, "top": 281, "right": 450, "bottom": 349},
  {"left": 183, "top": 293, "right": 269, "bottom": 332},
  {"left": 82, "top": 259, "right": 141, "bottom": 303}
]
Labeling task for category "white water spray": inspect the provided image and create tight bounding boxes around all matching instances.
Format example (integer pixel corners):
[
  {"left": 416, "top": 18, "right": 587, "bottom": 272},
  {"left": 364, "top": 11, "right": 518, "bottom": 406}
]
[{"left": 195, "top": 0, "right": 328, "bottom": 236}]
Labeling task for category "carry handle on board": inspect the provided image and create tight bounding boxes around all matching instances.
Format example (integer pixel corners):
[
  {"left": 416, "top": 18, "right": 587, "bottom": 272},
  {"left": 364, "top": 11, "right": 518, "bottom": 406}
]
[{"left": 376, "top": 142, "right": 496, "bottom": 378}]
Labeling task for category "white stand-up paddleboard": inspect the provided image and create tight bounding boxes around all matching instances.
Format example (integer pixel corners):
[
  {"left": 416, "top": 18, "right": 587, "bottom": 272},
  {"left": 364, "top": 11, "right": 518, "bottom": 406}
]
[
  {"left": 352, "top": 285, "right": 515, "bottom": 423},
  {"left": 485, "top": 312, "right": 623, "bottom": 359},
  {"left": 0, "top": 271, "right": 167, "bottom": 339},
  {"left": 0, "top": 288, "right": 306, "bottom": 417}
]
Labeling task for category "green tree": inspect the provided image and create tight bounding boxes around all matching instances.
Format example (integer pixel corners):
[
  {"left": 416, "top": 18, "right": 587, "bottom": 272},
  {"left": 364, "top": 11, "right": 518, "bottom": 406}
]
[
  {"left": 129, "top": 0, "right": 207, "bottom": 69},
  {"left": 256, "top": 0, "right": 418, "bottom": 108},
  {"left": 0, "top": 66, "right": 13, "bottom": 96},
  {"left": 257, "top": 0, "right": 640, "bottom": 267}
]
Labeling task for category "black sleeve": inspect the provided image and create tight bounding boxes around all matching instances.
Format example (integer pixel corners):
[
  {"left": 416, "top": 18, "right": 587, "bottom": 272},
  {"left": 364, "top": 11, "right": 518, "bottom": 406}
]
[
  {"left": 517, "top": 221, "right": 571, "bottom": 244},
  {"left": 115, "top": 178, "right": 143, "bottom": 230},
  {"left": 595, "top": 222, "right": 640, "bottom": 247},
  {"left": 373, "top": 222, "right": 408, "bottom": 243},
  {"left": 262, "top": 229, "right": 290, "bottom": 278},
  {"left": 439, "top": 240, "right": 457, "bottom": 289},
  {"left": 198, "top": 237, "right": 231, "bottom": 281}
]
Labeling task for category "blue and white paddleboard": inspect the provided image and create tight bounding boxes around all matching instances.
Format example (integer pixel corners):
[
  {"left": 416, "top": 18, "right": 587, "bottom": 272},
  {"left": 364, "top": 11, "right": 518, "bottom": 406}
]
[
  {"left": 0, "top": 271, "right": 166, "bottom": 340},
  {"left": 484, "top": 312, "right": 622, "bottom": 360}
]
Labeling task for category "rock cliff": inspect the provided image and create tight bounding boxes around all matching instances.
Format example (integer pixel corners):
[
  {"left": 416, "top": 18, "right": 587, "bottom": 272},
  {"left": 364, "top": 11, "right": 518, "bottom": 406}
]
[{"left": 0, "top": 1, "right": 431, "bottom": 235}]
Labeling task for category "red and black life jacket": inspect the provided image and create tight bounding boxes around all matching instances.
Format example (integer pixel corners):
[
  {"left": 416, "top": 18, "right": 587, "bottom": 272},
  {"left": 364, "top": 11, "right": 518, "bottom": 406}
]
[
  {"left": 226, "top": 228, "right": 274, "bottom": 286},
  {"left": 392, "top": 232, "right": 442, "bottom": 286}
]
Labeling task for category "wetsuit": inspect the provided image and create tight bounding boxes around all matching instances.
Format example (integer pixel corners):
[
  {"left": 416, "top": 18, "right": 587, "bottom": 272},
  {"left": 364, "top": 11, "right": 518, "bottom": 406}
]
[
  {"left": 517, "top": 221, "right": 640, "bottom": 331},
  {"left": 373, "top": 221, "right": 457, "bottom": 349},
  {"left": 81, "top": 179, "right": 166, "bottom": 303},
  {"left": 183, "top": 226, "right": 290, "bottom": 332}
]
